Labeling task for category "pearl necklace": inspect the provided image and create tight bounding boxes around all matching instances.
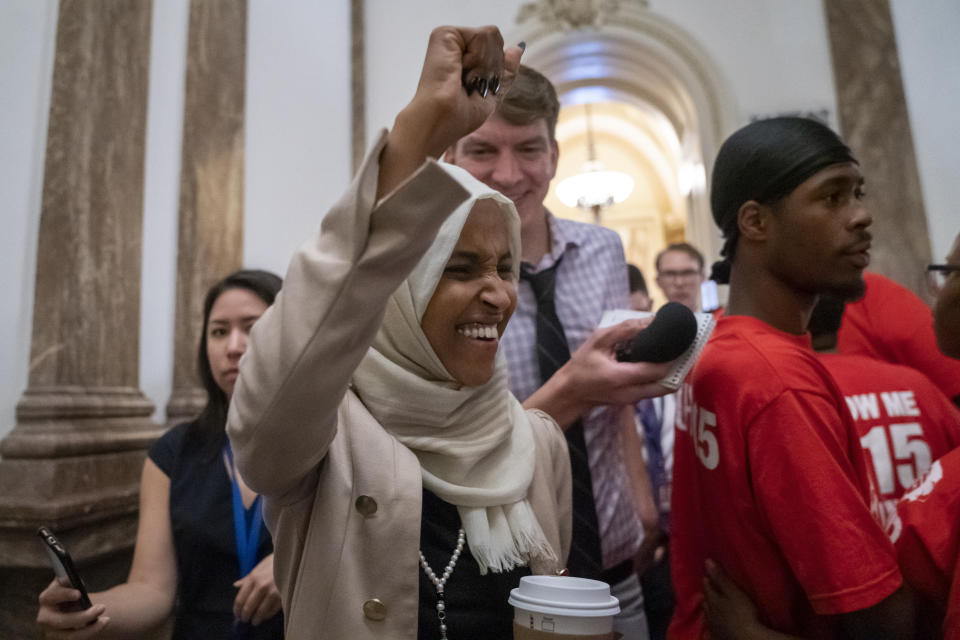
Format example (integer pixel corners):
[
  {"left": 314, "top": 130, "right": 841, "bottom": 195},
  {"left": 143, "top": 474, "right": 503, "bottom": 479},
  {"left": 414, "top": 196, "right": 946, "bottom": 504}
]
[{"left": 419, "top": 528, "right": 466, "bottom": 640}]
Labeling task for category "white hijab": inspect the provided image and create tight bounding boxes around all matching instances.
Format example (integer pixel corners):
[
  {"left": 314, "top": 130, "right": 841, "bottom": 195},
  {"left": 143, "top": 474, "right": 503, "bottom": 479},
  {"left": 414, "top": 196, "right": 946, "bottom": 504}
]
[{"left": 351, "top": 163, "right": 556, "bottom": 574}]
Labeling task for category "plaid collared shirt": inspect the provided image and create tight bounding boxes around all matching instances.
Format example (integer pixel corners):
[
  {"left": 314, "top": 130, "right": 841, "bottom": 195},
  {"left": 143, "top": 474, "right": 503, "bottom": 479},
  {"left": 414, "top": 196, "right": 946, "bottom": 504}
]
[{"left": 502, "top": 212, "right": 641, "bottom": 569}]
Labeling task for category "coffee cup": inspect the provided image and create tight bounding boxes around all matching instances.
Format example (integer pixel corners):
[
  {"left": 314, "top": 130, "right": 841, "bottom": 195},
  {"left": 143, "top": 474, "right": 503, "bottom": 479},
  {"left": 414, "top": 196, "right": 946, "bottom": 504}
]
[{"left": 509, "top": 575, "right": 620, "bottom": 639}]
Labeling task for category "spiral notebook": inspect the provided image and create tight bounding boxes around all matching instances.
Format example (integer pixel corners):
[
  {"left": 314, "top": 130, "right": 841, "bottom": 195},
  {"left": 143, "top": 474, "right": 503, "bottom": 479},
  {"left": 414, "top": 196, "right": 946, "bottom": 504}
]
[{"left": 598, "top": 308, "right": 716, "bottom": 390}]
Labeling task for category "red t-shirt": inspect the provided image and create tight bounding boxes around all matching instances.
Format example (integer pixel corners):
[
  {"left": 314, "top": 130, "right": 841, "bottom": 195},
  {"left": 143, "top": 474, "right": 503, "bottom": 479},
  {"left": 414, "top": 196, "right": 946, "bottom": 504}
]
[
  {"left": 669, "top": 316, "right": 902, "bottom": 638},
  {"left": 820, "top": 353, "right": 960, "bottom": 516},
  {"left": 895, "top": 447, "right": 960, "bottom": 637},
  {"left": 838, "top": 272, "right": 960, "bottom": 401}
]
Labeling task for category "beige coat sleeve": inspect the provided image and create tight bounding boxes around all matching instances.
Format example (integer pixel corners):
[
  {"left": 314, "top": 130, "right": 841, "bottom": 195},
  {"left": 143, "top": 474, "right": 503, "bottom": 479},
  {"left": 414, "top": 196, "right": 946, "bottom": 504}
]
[{"left": 227, "top": 131, "right": 469, "bottom": 500}]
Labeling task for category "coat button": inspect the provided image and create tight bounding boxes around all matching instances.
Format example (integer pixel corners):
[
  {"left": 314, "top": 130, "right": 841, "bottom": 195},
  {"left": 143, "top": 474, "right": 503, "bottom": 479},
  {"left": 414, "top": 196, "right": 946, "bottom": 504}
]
[
  {"left": 362, "top": 598, "right": 387, "bottom": 620},
  {"left": 355, "top": 495, "right": 378, "bottom": 516}
]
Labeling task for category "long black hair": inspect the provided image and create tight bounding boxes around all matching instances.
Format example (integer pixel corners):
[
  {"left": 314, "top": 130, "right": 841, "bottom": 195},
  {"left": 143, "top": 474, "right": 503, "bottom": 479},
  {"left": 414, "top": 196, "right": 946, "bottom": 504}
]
[
  {"left": 709, "top": 117, "right": 857, "bottom": 281},
  {"left": 189, "top": 268, "right": 282, "bottom": 449}
]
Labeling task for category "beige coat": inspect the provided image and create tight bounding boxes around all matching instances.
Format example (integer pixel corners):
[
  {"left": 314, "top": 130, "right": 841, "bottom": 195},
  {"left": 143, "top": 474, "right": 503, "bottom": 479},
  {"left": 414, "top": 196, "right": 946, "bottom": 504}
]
[{"left": 227, "top": 132, "right": 572, "bottom": 640}]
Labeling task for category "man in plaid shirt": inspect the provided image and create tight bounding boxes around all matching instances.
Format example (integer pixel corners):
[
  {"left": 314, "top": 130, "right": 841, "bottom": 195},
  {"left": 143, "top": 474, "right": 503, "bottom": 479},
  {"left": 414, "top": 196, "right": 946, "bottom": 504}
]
[{"left": 447, "top": 65, "right": 672, "bottom": 640}]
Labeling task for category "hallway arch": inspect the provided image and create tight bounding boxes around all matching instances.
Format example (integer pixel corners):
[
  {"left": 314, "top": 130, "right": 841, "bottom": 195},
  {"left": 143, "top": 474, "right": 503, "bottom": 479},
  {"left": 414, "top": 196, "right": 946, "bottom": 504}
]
[{"left": 510, "top": 6, "right": 738, "bottom": 274}]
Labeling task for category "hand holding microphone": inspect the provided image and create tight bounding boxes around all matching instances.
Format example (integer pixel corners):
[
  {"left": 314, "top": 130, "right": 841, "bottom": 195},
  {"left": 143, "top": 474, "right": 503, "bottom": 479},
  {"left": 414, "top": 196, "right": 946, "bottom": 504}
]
[{"left": 521, "top": 303, "right": 705, "bottom": 428}]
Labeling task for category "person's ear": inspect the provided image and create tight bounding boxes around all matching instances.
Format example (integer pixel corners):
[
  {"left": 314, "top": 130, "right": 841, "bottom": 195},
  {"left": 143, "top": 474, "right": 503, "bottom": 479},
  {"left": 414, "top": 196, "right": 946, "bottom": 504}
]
[
  {"left": 737, "top": 200, "right": 769, "bottom": 243},
  {"left": 443, "top": 145, "right": 458, "bottom": 163}
]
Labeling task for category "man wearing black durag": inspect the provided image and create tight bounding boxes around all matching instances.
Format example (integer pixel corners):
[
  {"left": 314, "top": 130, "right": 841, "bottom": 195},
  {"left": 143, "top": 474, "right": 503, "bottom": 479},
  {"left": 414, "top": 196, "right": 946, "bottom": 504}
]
[{"left": 669, "top": 117, "right": 916, "bottom": 639}]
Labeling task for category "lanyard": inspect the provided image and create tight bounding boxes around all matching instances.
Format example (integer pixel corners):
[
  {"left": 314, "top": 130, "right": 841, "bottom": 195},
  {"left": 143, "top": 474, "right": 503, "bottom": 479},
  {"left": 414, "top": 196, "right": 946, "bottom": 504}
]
[{"left": 224, "top": 442, "right": 263, "bottom": 578}]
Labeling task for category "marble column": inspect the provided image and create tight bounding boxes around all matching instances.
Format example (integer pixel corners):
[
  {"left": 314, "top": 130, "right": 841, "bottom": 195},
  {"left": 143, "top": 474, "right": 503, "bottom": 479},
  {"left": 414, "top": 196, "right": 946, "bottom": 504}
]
[
  {"left": 0, "top": 1, "right": 158, "bottom": 636},
  {"left": 351, "top": 0, "right": 366, "bottom": 175},
  {"left": 165, "top": 0, "right": 247, "bottom": 424},
  {"left": 824, "top": 0, "right": 932, "bottom": 296}
]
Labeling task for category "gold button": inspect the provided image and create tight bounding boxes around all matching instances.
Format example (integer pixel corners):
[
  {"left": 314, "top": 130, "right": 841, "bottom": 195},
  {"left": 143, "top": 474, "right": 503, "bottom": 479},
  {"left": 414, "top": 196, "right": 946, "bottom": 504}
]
[
  {"left": 355, "top": 495, "right": 378, "bottom": 516},
  {"left": 362, "top": 598, "right": 387, "bottom": 620}
]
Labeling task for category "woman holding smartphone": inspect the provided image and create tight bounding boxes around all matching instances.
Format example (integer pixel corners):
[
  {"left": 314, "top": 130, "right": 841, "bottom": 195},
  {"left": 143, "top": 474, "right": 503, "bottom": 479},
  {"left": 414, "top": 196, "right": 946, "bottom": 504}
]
[{"left": 37, "top": 269, "right": 284, "bottom": 639}]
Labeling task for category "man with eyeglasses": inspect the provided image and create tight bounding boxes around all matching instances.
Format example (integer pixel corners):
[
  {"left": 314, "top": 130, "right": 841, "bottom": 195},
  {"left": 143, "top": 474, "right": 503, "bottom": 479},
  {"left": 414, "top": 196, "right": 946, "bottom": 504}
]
[{"left": 654, "top": 243, "right": 706, "bottom": 313}]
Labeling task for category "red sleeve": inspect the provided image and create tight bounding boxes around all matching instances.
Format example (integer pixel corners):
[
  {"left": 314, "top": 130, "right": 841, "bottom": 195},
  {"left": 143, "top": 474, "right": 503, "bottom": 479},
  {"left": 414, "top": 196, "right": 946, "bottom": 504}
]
[
  {"left": 839, "top": 273, "right": 960, "bottom": 400},
  {"left": 748, "top": 390, "right": 902, "bottom": 614},
  {"left": 896, "top": 453, "right": 960, "bottom": 610}
]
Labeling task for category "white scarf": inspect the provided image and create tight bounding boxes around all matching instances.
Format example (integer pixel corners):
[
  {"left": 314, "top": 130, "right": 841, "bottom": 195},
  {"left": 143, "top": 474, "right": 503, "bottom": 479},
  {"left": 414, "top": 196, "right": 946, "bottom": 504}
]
[{"left": 351, "top": 163, "right": 556, "bottom": 574}]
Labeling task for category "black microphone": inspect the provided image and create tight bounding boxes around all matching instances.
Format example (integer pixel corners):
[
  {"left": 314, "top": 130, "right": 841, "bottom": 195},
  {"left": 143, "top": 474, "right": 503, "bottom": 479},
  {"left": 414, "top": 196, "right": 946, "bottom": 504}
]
[{"left": 615, "top": 302, "right": 698, "bottom": 363}]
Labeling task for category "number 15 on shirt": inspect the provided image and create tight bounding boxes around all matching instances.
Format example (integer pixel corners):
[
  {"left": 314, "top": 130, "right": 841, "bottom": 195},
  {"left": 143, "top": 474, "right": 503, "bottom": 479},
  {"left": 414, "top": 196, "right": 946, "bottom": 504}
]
[{"left": 677, "top": 382, "right": 719, "bottom": 470}]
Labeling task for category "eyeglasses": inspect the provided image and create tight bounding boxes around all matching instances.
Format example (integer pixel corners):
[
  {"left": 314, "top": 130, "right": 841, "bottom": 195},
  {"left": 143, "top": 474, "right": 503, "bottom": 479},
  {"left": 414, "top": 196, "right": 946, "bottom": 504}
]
[
  {"left": 927, "top": 263, "right": 960, "bottom": 292},
  {"left": 657, "top": 269, "right": 701, "bottom": 281}
]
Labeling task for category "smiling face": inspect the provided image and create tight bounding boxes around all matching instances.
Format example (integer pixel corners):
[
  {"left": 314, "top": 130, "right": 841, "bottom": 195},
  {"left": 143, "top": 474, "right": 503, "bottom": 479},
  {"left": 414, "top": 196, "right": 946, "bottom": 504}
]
[
  {"left": 446, "top": 114, "right": 558, "bottom": 233},
  {"left": 420, "top": 199, "right": 518, "bottom": 387},
  {"left": 764, "top": 162, "right": 872, "bottom": 300},
  {"left": 205, "top": 288, "right": 269, "bottom": 398}
]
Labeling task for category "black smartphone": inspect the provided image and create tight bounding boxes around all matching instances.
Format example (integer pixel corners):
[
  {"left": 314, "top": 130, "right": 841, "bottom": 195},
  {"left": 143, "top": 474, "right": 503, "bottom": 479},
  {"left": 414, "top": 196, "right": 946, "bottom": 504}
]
[{"left": 37, "top": 526, "right": 92, "bottom": 611}]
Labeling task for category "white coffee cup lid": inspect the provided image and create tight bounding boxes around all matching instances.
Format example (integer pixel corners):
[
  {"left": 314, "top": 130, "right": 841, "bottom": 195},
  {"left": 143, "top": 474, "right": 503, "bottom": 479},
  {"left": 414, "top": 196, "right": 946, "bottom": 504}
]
[{"left": 508, "top": 575, "right": 620, "bottom": 618}]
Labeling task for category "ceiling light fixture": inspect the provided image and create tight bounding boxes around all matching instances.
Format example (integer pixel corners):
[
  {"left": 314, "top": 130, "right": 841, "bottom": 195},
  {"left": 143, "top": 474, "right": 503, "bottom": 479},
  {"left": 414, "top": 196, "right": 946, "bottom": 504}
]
[{"left": 556, "top": 102, "right": 634, "bottom": 222}]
